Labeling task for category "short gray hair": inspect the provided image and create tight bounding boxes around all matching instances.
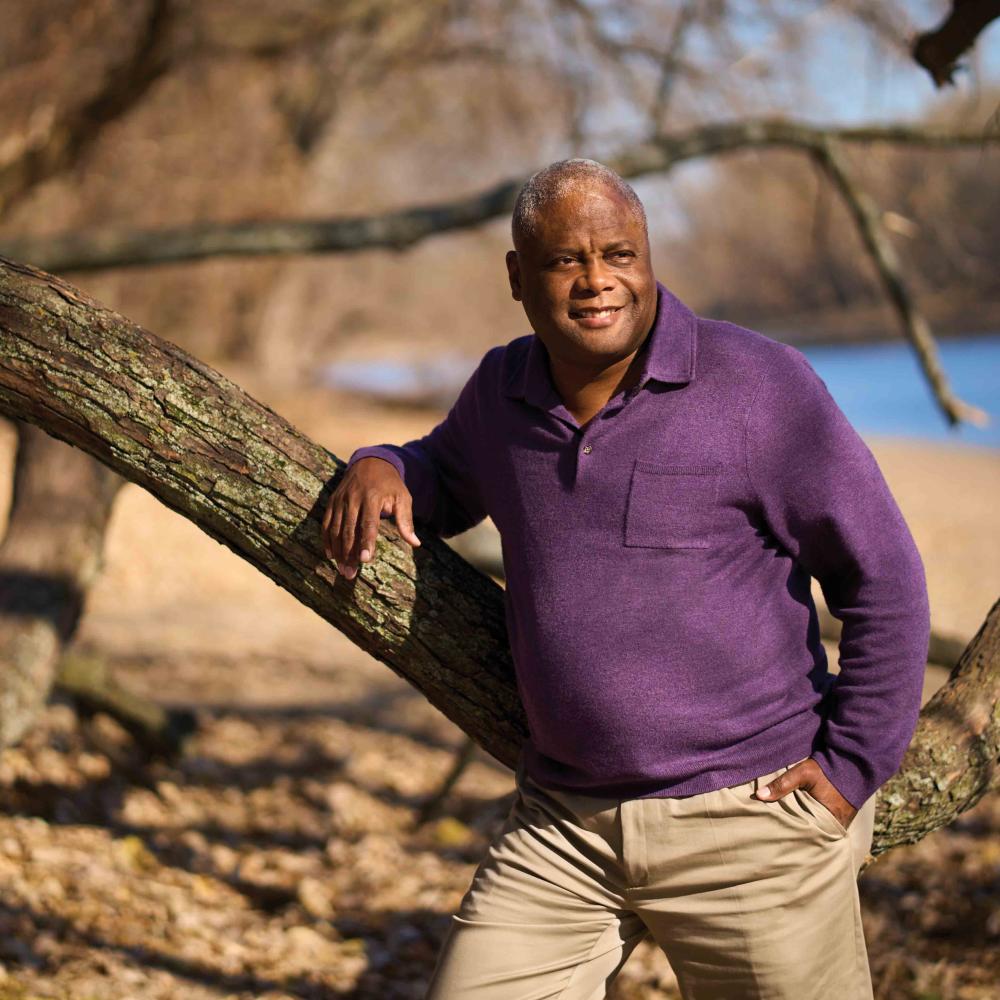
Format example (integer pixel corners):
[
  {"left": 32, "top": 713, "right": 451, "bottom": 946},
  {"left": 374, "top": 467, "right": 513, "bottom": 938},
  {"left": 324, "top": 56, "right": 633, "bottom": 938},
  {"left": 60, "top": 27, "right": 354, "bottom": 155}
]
[{"left": 511, "top": 158, "right": 647, "bottom": 248}]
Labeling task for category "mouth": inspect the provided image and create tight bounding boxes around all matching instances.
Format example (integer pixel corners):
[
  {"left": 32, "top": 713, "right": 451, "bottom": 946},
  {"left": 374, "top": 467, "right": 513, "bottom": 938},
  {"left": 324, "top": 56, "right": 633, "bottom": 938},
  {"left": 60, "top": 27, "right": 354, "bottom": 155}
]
[{"left": 568, "top": 305, "right": 624, "bottom": 328}]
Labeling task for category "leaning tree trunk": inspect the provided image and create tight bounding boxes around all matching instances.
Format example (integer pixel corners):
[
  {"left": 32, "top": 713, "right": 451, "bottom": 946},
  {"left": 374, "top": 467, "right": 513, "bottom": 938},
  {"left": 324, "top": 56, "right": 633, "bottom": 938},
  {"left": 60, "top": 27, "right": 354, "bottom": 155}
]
[{"left": 0, "top": 254, "right": 996, "bottom": 857}]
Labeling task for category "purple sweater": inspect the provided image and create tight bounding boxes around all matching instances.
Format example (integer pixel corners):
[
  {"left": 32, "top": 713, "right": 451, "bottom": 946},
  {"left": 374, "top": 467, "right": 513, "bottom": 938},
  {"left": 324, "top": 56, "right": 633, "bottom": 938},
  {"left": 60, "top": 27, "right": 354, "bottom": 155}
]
[{"left": 347, "top": 283, "right": 931, "bottom": 809}]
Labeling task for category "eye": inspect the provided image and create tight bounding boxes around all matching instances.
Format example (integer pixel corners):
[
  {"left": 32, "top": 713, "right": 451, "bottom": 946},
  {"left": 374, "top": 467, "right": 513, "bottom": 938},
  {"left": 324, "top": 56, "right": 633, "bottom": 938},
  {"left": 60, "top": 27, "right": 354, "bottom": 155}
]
[
  {"left": 609, "top": 250, "right": 635, "bottom": 260},
  {"left": 549, "top": 256, "right": 577, "bottom": 267}
]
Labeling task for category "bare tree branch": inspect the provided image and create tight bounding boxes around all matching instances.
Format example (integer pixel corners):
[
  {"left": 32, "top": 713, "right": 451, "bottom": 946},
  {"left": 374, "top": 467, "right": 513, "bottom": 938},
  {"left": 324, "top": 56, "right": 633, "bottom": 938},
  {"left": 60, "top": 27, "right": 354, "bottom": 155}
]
[
  {"left": 808, "top": 136, "right": 989, "bottom": 428},
  {"left": 651, "top": 1, "right": 699, "bottom": 127},
  {"left": 3, "top": 119, "right": 994, "bottom": 275},
  {"left": 831, "top": 0, "right": 917, "bottom": 59},
  {"left": 0, "top": 182, "right": 522, "bottom": 273},
  {"left": 913, "top": 0, "right": 1000, "bottom": 87},
  {"left": 0, "top": 254, "right": 525, "bottom": 768}
]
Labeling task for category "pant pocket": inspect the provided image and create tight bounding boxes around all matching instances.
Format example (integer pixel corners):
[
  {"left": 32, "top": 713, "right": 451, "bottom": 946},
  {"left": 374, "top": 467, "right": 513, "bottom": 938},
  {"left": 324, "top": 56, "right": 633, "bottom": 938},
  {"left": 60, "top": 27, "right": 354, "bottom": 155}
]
[{"left": 793, "top": 786, "right": 849, "bottom": 839}]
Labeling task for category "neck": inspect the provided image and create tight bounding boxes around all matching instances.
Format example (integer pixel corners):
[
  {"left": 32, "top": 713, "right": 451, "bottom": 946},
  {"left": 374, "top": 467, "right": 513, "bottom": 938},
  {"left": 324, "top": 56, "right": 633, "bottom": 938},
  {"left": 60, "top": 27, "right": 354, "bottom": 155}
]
[{"left": 545, "top": 343, "right": 647, "bottom": 426}]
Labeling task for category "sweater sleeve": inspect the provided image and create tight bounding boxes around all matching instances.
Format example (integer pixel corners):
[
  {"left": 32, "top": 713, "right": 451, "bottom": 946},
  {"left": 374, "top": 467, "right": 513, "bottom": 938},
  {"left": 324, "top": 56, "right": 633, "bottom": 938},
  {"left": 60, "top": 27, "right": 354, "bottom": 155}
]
[
  {"left": 744, "top": 344, "right": 931, "bottom": 809},
  {"left": 345, "top": 356, "right": 489, "bottom": 540}
]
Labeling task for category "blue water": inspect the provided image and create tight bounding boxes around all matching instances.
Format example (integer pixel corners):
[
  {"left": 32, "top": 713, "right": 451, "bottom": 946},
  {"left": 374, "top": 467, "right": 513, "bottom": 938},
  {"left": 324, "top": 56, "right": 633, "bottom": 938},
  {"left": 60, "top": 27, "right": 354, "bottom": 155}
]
[
  {"left": 322, "top": 333, "right": 1000, "bottom": 450},
  {"left": 799, "top": 334, "right": 1000, "bottom": 450},
  {"left": 320, "top": 354, "right": 474, "bottom": 399}
]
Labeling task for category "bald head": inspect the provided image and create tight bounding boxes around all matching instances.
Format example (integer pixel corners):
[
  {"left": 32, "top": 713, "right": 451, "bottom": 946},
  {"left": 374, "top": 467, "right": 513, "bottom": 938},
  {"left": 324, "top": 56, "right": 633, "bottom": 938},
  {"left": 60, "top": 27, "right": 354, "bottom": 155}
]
[{"left": 511, "top": 159, "right": 647, "bottom": 250}]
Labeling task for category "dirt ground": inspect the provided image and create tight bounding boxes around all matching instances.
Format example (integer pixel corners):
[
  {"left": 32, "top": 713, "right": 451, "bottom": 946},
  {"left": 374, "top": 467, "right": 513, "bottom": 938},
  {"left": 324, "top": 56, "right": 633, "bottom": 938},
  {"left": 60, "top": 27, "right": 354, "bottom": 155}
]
[{"left": 0, "top": 385, "right": 997, "bottom": 1000}]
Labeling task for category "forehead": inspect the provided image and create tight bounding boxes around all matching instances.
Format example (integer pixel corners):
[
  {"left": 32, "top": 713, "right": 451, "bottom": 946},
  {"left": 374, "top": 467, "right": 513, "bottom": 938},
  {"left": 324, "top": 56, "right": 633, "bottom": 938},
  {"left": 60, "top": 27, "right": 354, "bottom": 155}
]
[{"left": 527, "top": 183, "right": 644, "bottom": 250}]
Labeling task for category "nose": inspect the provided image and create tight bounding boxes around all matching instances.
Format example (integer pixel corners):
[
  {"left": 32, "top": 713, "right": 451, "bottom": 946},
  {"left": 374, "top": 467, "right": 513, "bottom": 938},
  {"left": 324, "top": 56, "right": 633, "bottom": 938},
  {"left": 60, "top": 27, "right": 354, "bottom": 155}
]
[{"left": 576, "top": 253, "right": 615, "bottom": 295}]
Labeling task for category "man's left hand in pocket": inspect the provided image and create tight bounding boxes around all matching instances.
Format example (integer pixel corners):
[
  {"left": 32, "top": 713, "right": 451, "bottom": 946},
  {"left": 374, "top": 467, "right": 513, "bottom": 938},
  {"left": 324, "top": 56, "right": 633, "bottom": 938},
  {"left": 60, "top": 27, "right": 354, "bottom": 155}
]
[{"left": 754, "top": 757, "right": 858, "bottom": 829}]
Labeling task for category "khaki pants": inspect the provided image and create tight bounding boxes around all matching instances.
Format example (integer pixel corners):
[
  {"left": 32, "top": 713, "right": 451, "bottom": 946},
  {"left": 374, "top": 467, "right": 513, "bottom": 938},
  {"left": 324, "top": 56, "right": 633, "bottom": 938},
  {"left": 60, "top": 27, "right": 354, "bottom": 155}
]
[{"left": 426, "top": 755, "right": 877, "bottom": 999}]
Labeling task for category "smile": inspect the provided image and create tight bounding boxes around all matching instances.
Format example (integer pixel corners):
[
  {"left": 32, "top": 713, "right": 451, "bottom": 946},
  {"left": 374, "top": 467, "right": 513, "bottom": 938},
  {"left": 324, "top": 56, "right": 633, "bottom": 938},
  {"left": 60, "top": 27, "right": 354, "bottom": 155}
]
[
  {"left": 571, "top": 307, "right": 620, "bottom": 318},
  {"left": 569, "top": 305, "right": 623, "bottom": 327}
]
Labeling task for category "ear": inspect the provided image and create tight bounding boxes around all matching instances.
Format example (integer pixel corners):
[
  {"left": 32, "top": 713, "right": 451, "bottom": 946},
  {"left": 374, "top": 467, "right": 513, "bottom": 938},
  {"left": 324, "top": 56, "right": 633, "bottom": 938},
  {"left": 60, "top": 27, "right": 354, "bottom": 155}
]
[{"left": 505, "top": 250, "right": 522, "bottom": 301}]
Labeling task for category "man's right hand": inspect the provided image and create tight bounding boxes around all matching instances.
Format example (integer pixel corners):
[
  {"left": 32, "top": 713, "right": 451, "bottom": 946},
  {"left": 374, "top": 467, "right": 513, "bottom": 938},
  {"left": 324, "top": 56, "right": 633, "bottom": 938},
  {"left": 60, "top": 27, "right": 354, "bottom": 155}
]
[{"left": 322, "top": 457, "right": 421, "bottom": 579}]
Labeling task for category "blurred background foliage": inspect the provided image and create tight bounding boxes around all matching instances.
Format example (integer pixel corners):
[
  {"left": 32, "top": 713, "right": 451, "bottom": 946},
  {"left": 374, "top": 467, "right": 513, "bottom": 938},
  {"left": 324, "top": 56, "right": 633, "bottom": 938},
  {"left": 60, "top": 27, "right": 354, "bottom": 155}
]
[{"left": 0, "top": 0, "right": 996, "bottom": 387}]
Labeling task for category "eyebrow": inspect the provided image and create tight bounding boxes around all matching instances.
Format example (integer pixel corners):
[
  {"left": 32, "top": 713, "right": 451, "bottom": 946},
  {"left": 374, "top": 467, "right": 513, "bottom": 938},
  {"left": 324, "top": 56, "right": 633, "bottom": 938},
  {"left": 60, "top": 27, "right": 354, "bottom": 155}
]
[{"left": 545, "top": 240, "right": 638, "bottom": 256}]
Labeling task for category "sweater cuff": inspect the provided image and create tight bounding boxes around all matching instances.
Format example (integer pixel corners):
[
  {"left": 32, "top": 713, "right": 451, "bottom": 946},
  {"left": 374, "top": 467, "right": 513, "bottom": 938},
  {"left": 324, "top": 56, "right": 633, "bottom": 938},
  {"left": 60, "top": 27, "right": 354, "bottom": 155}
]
[
  {"left": 347, "top": 446, "right": 406, "bottom": 482},
  {"left": 809, "top": 745, "right": 879, "bottom": 811}
]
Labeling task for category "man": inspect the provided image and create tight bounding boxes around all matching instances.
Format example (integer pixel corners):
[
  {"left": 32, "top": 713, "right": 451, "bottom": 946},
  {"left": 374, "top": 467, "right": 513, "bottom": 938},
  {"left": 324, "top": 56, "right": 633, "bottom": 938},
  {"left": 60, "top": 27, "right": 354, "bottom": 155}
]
[{"left": 322, "top": 159, "right": 931, "bottom": 999}]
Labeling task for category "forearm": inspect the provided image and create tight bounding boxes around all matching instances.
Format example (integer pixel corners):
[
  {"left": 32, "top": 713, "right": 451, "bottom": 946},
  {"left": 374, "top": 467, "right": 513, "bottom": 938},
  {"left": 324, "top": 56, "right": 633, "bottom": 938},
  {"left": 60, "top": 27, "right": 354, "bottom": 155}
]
[{"left": 810, "top": 530, "right": 931, "bottom": 809}]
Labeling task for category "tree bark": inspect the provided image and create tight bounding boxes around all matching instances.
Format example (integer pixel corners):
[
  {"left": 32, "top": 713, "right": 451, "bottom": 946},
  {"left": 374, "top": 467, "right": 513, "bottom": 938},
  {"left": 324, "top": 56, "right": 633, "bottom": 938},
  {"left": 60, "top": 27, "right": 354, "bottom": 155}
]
[
  {"left": 862, "top": 597, "right": 1000, "bottom": 871},
  {"left": 0, "top": 255, "right": 996, "bottom": 856},
  {"left": 0, "top": 417, "right": 190, "bottom": 751}
]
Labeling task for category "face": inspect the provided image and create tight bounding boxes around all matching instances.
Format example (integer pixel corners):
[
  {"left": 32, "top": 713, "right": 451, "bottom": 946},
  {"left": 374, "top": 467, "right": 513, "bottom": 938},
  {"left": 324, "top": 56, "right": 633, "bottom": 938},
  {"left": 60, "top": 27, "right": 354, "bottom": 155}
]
[{"left": 505, "top": 183, "right": 657, "bottom": 375}]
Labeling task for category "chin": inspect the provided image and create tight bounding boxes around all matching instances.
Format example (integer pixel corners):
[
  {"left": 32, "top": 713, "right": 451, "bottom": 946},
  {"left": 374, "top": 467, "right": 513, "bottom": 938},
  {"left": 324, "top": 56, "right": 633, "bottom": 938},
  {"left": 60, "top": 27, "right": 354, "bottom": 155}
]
[
  {"left": 572, "top": 335, "right": 637, "bottom": 365},
  {"left": 577, "top": 319, "right": 640, "bottom": 347}
]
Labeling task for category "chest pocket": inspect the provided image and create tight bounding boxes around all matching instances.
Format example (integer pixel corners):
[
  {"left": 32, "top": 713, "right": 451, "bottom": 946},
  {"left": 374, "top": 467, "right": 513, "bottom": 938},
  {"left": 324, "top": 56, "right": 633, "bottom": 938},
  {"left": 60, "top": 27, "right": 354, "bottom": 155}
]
[{"left": 623, "top": 460, "right": 722, "bottom": 549}]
